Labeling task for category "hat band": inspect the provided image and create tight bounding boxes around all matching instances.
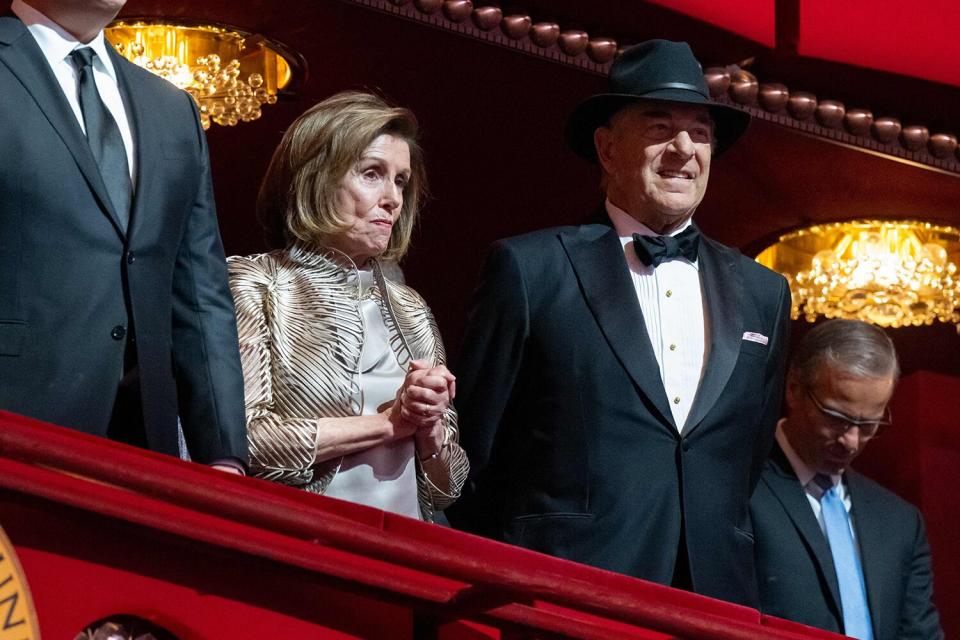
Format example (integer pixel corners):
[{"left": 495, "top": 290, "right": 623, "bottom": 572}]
[{"left": 645, "top": 81, "right": 707, "bottom": 97}]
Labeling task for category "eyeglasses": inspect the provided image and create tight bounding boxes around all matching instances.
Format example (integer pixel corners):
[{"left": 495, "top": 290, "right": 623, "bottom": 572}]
[{"left": 805, "top": 387, "right": 892, "bottom": 438}]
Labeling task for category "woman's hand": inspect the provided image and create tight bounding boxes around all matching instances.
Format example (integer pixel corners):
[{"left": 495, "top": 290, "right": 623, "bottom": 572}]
[
  {"left": 396, "top": 360, "right": 455, "bottom": 428},
  {"left": 379, "top": 401, "right": 417, "bottom": 441},
  {"left": 394, "top": 360, "right": 455, "bottom": 458},
  {"left": 414, "top": 418, "right": 445, "bottom": 461}
]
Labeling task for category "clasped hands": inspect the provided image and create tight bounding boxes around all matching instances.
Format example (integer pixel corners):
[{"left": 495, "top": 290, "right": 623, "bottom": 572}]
[{"left": 390, "top": 359, "right": 455, "bottom": 460}]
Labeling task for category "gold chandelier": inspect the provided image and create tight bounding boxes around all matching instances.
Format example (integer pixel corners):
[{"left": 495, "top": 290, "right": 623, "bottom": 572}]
[
  {"left": 105, "top": 22, "right": 296, "bottom": 129},
  {"left": 756, "top": 220, "right": 960, "bottom": 331}
]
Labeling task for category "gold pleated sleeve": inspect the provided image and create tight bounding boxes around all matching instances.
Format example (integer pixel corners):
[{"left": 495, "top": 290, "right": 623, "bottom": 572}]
[{"left": 228, "top": 254, "right": 331, "bottom": 487}]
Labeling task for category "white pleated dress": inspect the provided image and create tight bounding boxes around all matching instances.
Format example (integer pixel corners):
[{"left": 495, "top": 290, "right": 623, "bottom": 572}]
[{"left": 322, "top": 269, "right": 421, "bottom": 519}]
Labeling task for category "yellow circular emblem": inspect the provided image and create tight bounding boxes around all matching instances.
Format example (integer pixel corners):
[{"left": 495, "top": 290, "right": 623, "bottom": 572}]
[{"left": 0, "top": 523, "right": 41, "bottom": 640}]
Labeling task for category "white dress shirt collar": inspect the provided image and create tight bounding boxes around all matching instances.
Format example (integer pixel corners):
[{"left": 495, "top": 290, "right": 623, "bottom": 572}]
[
  {"left": 606, "top": 199, "right": 699, "bottom": 272},
  {"left": 777, "top": 421, "right": 854, "bottom": 539},
  {"left": 11, "top": 0, "right": 119, "bottom": 83},
  {"left": 12, "top": 0, "right": 136, "bottom": 184},
  {"left": 776, "top": 421, "right": 844, "bottom": 488},
  {"left": 605, "top": 199, "right": 694, "bottom": 239}
]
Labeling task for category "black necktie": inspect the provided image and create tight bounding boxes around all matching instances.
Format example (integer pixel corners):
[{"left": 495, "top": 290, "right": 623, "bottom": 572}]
[
  {"left": 69, "top": 47, "right": 132, "bottom": 231},
  {"left": 632, "top": 226, "right": 700, "bottom": 267}
]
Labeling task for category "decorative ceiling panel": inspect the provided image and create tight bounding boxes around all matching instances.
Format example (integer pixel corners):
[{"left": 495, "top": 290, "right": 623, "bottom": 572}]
[
  {"left": 646, "top": 0, "right": 776, "bottom": 47},
  {"left": 799, "top": 0, "right": 960, "bottom": 87}
]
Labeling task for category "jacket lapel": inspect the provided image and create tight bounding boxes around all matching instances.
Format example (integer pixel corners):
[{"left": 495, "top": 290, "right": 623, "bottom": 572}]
[
  {"left": 683, "top": 233, "right": 743, "bottom": 434},
  {"left": 764, "top": 444, "right": 844, "bottom": 620},
  {"left": 846, "top": 472, "right": 884, "bottom": 640},
  {"left": 0, "top": 16, "right": 126, "bottom": 238},
  {"left": 560, "top": 224, "right": 677, "bottom": 431}
]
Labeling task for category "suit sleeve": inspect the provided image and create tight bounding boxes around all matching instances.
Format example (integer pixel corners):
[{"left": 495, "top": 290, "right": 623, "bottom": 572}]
[
  {"left": 898, "top": 509, "right": 944, "bottom": 639},
  {"left": 446, "top": 241, "right": 530, "bottom": 531},
  {"left": 170, "top": 91, "right": 248, "bottom": 466},
  {"left": 750, "top": 275, "right": 791, "bottom": 493}
]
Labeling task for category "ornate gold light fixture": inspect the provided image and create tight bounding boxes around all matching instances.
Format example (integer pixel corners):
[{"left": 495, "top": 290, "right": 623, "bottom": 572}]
[
  {"left": 756, "top": 220, "right": 960, "bottom": 331},
  {"left": 105, "top": 22, "right": 297, "bottom": 129}
]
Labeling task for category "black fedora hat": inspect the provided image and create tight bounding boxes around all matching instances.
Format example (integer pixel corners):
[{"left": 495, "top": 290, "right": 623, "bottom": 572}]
[{"left": 565, "top": 39, "right": 750, "bottom": 160}]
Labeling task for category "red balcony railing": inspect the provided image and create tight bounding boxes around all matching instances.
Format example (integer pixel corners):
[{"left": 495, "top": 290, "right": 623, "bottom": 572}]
[{"left": 0, "top": 410, "right": 845, "bottom": 639}]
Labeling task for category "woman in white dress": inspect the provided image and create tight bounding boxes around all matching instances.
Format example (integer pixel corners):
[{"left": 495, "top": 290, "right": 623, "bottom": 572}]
[{"left": 228, "top": 91, "right": 468, "bottom": 522}]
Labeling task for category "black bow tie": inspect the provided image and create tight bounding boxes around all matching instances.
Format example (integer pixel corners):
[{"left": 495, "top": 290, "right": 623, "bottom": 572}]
[{"left": 632, "top": 226, "right": 700, "bottom": 267}]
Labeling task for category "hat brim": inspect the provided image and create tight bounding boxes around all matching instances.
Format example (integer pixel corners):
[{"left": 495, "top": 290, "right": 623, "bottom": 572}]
[{"left": 564, "top": 90, "right": 751, "bottom": 161}]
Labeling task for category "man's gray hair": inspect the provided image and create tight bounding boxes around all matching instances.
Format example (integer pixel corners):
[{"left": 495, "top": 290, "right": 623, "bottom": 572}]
[{"left": 791, "top": 319, "right": 900, "bottom": 387}]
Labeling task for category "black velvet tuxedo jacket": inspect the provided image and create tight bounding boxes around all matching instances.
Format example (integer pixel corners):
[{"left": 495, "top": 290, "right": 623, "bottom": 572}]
[
  {"left": 0, "top": 15, "right": 247, "bottom": 464},
  {"left": 448, "top": 220, "right": 791, "bottom": 606},
  {"left": 751, "top": 444, "right": 943, "bottom": 639}
]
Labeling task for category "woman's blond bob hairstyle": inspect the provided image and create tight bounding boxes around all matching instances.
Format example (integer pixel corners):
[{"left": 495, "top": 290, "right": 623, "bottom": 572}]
[{"left": 257, "top": 91, "right": 427, "bottom": 262}]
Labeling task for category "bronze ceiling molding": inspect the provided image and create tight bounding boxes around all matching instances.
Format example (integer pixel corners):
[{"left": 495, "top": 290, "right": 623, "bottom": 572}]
[
  {"left": 707, "top": 68, "right": 960, "bottom": 174},
  {"left": 337, "top": 0, "right": 960, "bottom": 174},
  {"left": 337, "top": 0, "right": 614, "bottom": 72}
]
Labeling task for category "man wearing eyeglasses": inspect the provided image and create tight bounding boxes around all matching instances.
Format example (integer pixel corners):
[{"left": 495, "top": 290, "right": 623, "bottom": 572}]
[{"left": 750, "top": 319, "right": 943, "bottom": 640}]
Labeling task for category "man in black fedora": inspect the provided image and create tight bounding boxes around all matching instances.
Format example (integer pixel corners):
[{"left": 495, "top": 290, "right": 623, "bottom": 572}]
[{"left": 448, "top": 40, "right": 792, "bottom": 606}]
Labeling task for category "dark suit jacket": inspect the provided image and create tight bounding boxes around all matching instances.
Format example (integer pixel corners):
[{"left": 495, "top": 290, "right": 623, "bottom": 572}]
[
  {"left": 447, "top": 221, "right": 791, "bottom": 606},
  {"left": 751, "top": 444, "right": 944, "bottom": 639},
  {"left": 0, "top": 15, "right": 247, "bottom": 464}
]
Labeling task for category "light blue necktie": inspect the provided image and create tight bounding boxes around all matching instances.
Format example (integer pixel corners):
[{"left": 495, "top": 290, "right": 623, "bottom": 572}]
[{"left": 814, "top": 475, "right": 874, "bottom": 640}]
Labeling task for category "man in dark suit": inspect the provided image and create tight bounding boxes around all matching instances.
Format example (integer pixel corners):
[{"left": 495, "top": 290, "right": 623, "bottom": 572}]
[
  {"left": 751, "top": 319, "right": 943, "bottom": 639},
  {"left": 447, "top": 40, "right": 791, "bottom": 606},
  {"left": 0, "top": 0, "right": 247, "bottom": 470}
]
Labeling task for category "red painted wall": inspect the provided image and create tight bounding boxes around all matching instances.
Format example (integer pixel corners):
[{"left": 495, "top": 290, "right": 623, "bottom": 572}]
[{"left": 854, "top": 371, "right": 960, "bottom": 640}]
